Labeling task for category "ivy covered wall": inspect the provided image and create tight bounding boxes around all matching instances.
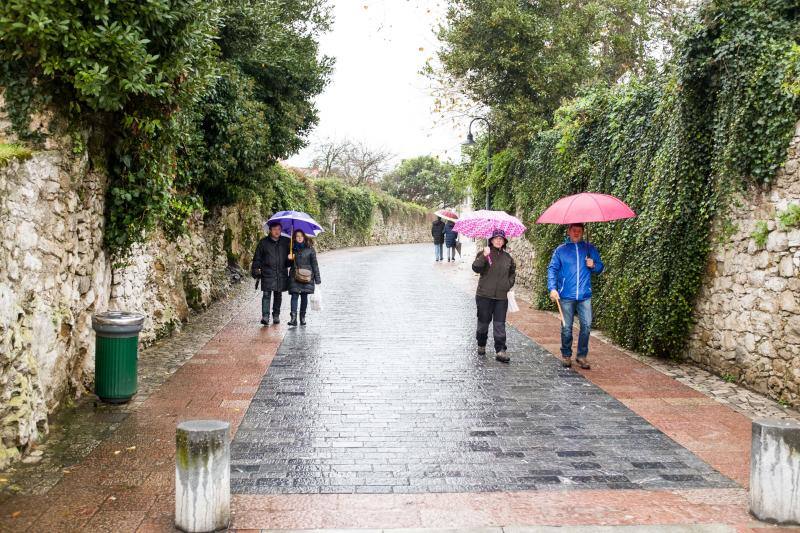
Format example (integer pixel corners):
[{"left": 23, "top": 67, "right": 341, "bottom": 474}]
[{"left": 461, "top": 0, "right": 800, "bottom": 363}]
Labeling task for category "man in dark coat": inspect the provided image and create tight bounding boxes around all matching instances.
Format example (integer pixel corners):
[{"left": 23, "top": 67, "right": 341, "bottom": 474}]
[
  {"left": 431, "top": 217, "right": 445, "bottom": 262},
  {"left": 251, "top": 221, "right": 291, "bottom": 325}
]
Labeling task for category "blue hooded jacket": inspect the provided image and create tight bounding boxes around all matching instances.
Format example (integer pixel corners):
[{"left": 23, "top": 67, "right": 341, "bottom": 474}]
[{"left": 547, "top": 240, "right": 604, "bottom": 301}]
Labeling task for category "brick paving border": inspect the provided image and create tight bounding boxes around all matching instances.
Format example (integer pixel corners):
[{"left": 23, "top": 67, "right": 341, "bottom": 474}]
[{"left": 0, "top": 244, "right": 797, "bottom": 531}]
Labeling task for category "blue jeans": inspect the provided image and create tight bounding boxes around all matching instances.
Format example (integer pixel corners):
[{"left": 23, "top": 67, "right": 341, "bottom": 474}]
[
  {"left": 434, "top": 243, "right": 443, "bottom": 260},
  {"left": 560, "top": 298, "right": 592, "bottom": 358},
  {"left": 290, "top": 293, "right": 308, "bottom": 315}
]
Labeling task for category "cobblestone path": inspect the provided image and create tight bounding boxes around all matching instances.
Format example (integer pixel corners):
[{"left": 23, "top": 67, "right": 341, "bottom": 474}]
[{"left": 231, "top": 244, "right": 735, "bottom": 494}]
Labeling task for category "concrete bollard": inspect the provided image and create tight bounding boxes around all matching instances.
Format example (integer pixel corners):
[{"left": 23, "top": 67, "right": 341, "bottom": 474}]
[
  {"left": 176, "top": 420, "right": 231, "bottom": 532},
  {"left": 750, "top": 418, "right": 800, "bottom": 525}
]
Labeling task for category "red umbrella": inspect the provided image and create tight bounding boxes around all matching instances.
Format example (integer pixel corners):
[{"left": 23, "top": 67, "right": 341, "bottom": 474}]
[
  {"left": 536, "top": 192, "right": 635, "bottom": 327},
  {"left": 434, "top": 209, "right": 459, "bottom": 222},
  {"left": 535, "top": 192, "right": 635, "bottom": 225}
]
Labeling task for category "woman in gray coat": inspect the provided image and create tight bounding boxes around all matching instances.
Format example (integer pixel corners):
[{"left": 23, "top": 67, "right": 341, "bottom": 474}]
[{"left": 287, "top": 229, "right": 321, "bottom": 326}]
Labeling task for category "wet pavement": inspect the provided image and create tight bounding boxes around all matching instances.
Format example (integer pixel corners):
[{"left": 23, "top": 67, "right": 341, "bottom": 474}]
[
  {"left": 230, "top": 244, "right": 733, "bottom": 494},
  {"left": 2, "top": 243, "right": 797, "bottom": 531}
]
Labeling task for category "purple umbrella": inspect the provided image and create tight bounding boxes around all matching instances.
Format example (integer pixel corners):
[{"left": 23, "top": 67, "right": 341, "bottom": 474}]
[{"left": 266, "top": 211, "right": 325, "bottom": 238}]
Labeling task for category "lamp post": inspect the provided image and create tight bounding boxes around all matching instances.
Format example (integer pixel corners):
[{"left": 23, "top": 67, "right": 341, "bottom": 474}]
[{"left": 462, "top": 117, "right": 492, "bottom": 210}]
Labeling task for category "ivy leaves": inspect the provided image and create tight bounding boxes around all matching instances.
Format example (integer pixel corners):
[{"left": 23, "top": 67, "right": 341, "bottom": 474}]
[{"left": 452, "top": 0, "right": 800, "bottom": 357}]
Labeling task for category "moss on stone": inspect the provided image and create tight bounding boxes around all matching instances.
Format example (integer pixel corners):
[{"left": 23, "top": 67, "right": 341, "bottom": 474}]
[{"left": 0, "top": 143, "right": 33, "bottom": 167}]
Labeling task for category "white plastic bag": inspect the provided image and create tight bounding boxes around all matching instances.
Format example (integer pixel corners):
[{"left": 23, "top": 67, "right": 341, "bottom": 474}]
[
  {"left": 507, "top": 290, "right": 520, "bottom": 313},
  {"left": 310, "top": 287, "right": 323, "bottom": 311}
]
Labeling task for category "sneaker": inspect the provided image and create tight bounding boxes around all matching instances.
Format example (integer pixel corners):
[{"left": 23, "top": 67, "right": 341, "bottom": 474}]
[
  {"left": 477, "top": 346, "right": 486, "bottom": 355},
  {"left": 260, "top": 317, "right": 269, "bottom": 326},
  {"left": 495, "top": 351, "right": 510, "bottom": 363},
  {"left": 561, "top": 357, "right": 572, "bottom": 368},
  {"left": 272, "top": 315, "right": 280, "bottom": 325},
  {"left": 576, "top": 358, "right": 591, "bottom": 369}
]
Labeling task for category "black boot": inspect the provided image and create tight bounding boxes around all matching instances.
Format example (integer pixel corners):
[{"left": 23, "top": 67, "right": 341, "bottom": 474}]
[
  {"left": 288, "top": 313, "right": 297, "bottom": 326},
  {"left": 273, "top": 314, "right": 280, "bottom": 325},
  {"left": 300, "top": 314, "right": 306, "bottom": 326}
]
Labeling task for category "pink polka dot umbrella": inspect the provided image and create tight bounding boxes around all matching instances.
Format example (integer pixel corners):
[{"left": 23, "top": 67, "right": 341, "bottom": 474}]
[{"left": 452, "top": 209, "right": 527, "bottom": 239}]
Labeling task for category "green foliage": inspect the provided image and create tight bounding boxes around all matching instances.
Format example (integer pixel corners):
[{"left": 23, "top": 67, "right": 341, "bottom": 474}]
[
  {"left": 434, "top": 0, "right": 673, "bottom": 143},
  {"left": 314, "top": 178, "right": 374, "bottom": 233},
  {"left": 0, "top": 143, "right": 32, "bottom": 167},
  {"left": 381, "top": 155, "right": 464, "bottom": 208},
  {"left": 0, "top": 0, "right": 333, "bottom": 255},
  {"left": 453, "top": 0, "right": 800, "bottom": 357},
  {"left": 750, "top": 220, "right": 769, "bottom": 248},
  {"left": 777, "top": 203, "right": 800, "bottom": 230}
]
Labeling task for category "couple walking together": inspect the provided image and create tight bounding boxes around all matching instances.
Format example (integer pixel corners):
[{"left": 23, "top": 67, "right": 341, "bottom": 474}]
[
  {"left": 473, "top": 223, "right": 604, "bottom": 368},
  {"left": 251, "top": 221, "right": 321, "bottom": 327},
  {"left": 432, "top": 217, "right": 459, "bottom": 262}
]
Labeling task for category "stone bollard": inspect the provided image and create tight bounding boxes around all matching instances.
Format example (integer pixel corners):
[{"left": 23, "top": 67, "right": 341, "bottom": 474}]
[
  {"left": 750, "top": 418, "right": 800, "bottom": 525},
  {"left": 176, "top": 420, "right": 231, "bottom": 532}
]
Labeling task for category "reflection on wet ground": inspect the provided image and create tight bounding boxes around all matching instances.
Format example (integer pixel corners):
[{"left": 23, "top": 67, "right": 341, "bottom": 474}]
[{"left": 231, "top": 244, "right": 735, "bottom": 494}]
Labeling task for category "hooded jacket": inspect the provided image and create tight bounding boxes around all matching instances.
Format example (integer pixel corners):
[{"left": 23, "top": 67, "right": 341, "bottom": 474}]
[
  {"left": 472, "top": 247, "right": 516, "bottom": 300},
  {"left": 547, "top": 240, "right": 604, "bottom": 301}
]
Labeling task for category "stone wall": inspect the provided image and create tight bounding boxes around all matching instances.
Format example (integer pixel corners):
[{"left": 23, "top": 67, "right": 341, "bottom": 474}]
[
  {"left": 685, "top": 121, "right": 800, "bottom": 406},
  {"left": 0, "top": 149, "right": 265, "bottom": 466},
  {"left": 0, "top": 151, "right": 108, "bottom": 466},
  {"left": 0, "top": 145, "right": 430, "bottom": 466},
  {"left": 315, "top": 207, "right": 430, "bottom": 251}
]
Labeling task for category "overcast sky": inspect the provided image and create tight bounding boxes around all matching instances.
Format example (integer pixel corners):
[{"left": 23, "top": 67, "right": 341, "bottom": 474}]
[{"left": 285, "top": 0, "right": 471, "bottom": 169}]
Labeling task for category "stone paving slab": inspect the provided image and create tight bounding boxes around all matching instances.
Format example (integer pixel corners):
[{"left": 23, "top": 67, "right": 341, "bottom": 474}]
[{"left": 231, "top": 244, "right": 734, "bottom": 494}]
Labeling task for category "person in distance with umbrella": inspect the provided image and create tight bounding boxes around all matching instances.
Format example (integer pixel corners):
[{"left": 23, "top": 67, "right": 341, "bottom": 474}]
[{"left": 547, "top": 223, "right": 604, "bottom": 369}]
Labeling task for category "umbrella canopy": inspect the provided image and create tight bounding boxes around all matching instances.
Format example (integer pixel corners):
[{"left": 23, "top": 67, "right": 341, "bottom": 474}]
[
  {"left": 266, "top": 210, "right": 325, "bottom": 237},
  {"left": 536, "top": 193, "right": 635, "bottom": 225},
  {"left": 452, "top": 210, "right": 526, "bottom": 239},
  {"left": 434, "top": 209, "right": 459, "bottom": 222}
]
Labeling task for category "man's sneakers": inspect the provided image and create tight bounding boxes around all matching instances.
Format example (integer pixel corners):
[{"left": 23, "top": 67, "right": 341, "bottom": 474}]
[
  {"left": 272, "top": 315, "right": 280, "bottom": 325},
  {"left": 260, "top": 317, "right": 269, "bottom": 326},
  {"left": 495, "top": 351, "right": 510, "bottom": 363},
  {"left": 477, "top": 345, "right": 486, "bottom": 355},
  {"left": 561, "top": 357, "right": 572, "bottom": 368}
]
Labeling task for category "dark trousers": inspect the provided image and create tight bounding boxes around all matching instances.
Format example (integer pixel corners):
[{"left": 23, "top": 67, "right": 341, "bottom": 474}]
[
  {"left": 290, "top": 293, "right": 308, "bottom": 315},
  {"left": 261, "top": 290, "right": 282, "bottom": 319},
  {"left": 476, "top": 295, "right": 508, "bottom": 353}
]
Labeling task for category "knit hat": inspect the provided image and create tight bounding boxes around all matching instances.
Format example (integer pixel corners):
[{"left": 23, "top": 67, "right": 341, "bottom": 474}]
[{"left": 491, "top": 228, "right": 507, "bottom": 240}]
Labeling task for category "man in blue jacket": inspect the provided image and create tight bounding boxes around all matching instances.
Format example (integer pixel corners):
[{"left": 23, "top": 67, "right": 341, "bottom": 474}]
[{"left": 547, "top": 223, "right": 604, "bottom": 369}]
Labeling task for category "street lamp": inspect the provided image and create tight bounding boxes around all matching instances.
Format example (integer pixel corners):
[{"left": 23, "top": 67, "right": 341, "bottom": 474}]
[{"left": 462, "top": 117, "right": 492, "bottom": 210}]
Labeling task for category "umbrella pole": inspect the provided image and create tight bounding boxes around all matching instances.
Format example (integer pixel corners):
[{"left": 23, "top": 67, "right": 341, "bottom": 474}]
[
  {"left": 555, "top": 296, "right": 565, "bottom": 327},
  {"left": 289, "top": 223, "right": 294, "bottom": 261}
]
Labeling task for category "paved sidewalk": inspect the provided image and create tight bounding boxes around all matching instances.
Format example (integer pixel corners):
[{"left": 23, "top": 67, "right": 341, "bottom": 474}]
[{"left": 0, "top": 243, "right": 798, "bottom": 532}]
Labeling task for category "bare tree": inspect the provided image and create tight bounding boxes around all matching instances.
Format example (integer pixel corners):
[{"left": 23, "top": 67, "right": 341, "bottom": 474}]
[
  {"left": 341, "top": 141, "right": 393, "bottom": 186},
  {"left": 311, "top": 138, "right": 352, "bottom": 178}
]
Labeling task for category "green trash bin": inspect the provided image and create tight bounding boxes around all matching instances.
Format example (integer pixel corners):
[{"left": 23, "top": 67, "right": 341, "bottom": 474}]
[{"left": 92, "top": 311, "right": 145, "bottom": 404}]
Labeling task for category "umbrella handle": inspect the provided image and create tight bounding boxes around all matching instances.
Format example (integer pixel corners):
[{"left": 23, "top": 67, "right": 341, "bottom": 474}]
[{"left": 555, "top": 296, "right": 565, "bottom": 327}]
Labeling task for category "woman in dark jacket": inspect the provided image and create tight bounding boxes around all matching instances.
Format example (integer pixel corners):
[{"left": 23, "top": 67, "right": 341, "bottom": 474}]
[
  {"left": 287, "top": 229, "right": 321, "bottom": 326},
  {"left": 472, "top": 228, "right": 516, "bottom": 363},
  {"left": 444, "top": 221, "right": 458, "bottom": 262}
]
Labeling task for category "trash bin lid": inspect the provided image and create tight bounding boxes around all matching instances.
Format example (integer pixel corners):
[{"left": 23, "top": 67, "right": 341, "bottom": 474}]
[{"left": 92, "top": 311, "right": 145, "bottom": 334}]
